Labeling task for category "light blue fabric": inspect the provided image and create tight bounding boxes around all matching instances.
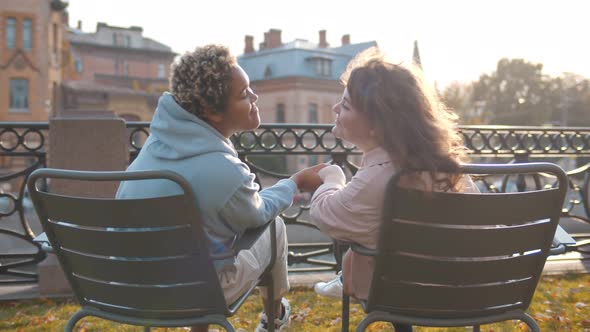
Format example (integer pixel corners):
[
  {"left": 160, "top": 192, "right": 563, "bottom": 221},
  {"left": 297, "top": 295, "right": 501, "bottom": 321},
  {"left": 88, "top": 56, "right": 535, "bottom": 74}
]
[{"left": 116, "top": 92, "right": 297, "bottom": 260}]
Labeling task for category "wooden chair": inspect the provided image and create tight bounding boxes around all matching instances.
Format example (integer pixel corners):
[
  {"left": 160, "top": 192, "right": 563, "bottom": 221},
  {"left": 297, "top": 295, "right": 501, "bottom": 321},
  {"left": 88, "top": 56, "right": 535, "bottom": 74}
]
[
  {"left": 341, "top": 162, "right": 569, "bottom": 332},
  {"left": 27, "top": 168, "right": 277, "bottom": 332}
]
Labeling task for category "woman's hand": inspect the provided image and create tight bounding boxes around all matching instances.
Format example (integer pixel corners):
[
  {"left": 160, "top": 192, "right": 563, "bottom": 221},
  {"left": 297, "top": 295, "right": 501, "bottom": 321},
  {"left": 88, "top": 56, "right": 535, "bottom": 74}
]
[{"left": 290, "top": 163, "right": 329, "bottom": 193}]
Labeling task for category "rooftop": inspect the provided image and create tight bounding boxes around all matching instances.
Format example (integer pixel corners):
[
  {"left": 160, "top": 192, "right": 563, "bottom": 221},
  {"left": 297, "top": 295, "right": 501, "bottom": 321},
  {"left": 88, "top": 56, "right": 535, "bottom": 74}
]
[
  {"left": 238, "top": 29, "right": 377, "bottom": 82},
  {"left": 67, "top": 22, "right": 174, "bottom": 54}
]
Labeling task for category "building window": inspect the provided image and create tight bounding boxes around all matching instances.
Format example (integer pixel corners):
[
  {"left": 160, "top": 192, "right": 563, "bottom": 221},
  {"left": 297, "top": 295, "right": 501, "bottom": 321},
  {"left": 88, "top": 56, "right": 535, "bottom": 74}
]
[
  {"left": 23, "top": 19, "right": 32, "bottom": 50},
  {"left": 75, "top": 57, "right": 83, "bottom": 73},
  {"left": 158, "top": 64, "right": 166, "bottom": 78},
  {"left": 52, "top": 23, "right": 58, "bottom": 62},
  {"left": 125, "top": 35, "right": 131, "bottom": 47},
  {"left": 264, "top": 65, "right": 273, "bottom": 79},
  {"left": 10, "top": 79, "right": 29, "bottom": 111},
  {"left": 314, "top": 59, "right": 332, "bottom": 77},
  {"left": 6, "top": 17, "right": 16, "bottom": 49},
  {"left": 276, "top": 103, "right": 285, "bottom": 123},
  {"left": 112, "top": 33, "right": 117, "bottom": 45},
  {"left": 308, "top": 103, "right": 318, "bottom": 123},
  {"left": 124, "top": 62, "right": 130, "bottom": 76}
]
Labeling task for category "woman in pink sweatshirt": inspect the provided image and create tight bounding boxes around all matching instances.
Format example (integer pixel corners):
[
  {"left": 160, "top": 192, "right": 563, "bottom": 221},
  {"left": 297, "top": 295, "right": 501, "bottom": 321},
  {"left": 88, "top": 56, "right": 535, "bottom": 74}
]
[{"left": 307, "top": 47, "right": 472, "bottom": 331}]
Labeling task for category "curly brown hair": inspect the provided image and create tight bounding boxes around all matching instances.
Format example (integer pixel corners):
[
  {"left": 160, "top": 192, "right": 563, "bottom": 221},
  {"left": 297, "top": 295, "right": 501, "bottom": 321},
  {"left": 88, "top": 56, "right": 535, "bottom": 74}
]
[
  {"left": 169, "top": 44, "right": 237, "bottom": 118},
  {"left": 341, "top": 47, "right": 467, "bottom": 191}
]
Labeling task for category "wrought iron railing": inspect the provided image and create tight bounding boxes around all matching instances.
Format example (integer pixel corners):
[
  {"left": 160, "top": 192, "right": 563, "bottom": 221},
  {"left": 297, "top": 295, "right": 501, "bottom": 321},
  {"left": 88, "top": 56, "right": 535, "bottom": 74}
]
[
  {"left": 0, "top": 123, "right": 48, "bottom": 283},
  {"left": 1, "top": 122, "right": 589, "bottom": 282},
  {"left": 129, "top": 123, "right": 590, "bottom": 272}
]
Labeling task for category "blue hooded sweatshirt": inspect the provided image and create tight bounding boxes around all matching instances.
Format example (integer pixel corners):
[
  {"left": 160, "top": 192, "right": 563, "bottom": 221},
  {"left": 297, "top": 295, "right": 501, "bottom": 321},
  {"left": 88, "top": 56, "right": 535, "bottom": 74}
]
[{"left": 116, "top": 92, "right": 296, "bottom": 258}]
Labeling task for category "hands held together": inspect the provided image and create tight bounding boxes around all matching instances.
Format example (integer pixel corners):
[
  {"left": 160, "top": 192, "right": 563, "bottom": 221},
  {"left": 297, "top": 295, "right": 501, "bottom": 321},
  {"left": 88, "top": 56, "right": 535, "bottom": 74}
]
[{"left": 289, "top": 163, "right": 346, "bottom": 193}]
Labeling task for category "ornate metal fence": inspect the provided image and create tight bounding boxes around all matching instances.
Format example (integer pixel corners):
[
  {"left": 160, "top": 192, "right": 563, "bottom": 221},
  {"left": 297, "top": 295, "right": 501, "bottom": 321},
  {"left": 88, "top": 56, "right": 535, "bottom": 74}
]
[
  {"left": 1, "top": 122, "right": 589, "bottom": 283},
  {"left": 129, "top": 123, "right": 590, "bottom": 272},
  {"left": 0, "top": 123, "right": 48, "bottom": 283}
]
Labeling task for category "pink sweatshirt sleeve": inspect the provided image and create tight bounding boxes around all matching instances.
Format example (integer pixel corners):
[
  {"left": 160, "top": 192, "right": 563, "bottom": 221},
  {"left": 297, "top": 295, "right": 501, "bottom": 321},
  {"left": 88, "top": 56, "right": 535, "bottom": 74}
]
[{"left": 310, "top": 166, "right": 379, "bottom": 246}]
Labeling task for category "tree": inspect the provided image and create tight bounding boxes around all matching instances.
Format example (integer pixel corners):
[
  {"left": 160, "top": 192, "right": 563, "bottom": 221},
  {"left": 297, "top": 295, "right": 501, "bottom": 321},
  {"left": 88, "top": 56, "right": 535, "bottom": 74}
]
[
  {"left": 552, "top": 73, "right": 590, "bottom": 126},
  {"left": 441, "top": 58, "right": 590, "bottom": 126},
  {"left": 440, "top": 82, "right": 478, "bottom": 124},
  {"left": 471, "top": 58, "right": 559, "bottom": 125}
]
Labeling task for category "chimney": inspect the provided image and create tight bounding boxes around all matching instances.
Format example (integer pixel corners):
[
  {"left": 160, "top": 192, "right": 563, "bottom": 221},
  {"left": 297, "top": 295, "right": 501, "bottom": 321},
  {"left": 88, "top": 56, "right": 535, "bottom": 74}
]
[
  {"left": 319, "top": 30, "right": 329, "bottom": 48},
  {"left": 244, "top": 35, "right": 254, "bottom": 54},
  {"left": 341, "top": 34, "right": 350, "bottom": 46},
  {"left": 266, "top": 29, "right": 282, "bottom": 49},
  {"left": 77, "top": 20, "right": 82, "bottom": 30},
  {"left": 259, "top": 32, "right": 269, "bottom": 50}
]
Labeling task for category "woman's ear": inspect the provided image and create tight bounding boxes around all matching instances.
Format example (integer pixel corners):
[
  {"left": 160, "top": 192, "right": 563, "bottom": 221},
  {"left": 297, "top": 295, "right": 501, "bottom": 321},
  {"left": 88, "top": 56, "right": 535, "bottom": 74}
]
[{"left": 201, "top": 106, "right": 224, "bottom": 124}]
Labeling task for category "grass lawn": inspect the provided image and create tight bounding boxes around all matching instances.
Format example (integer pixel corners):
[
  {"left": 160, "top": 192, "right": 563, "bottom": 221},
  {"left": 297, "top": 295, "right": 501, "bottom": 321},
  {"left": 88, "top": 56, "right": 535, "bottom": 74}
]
[{"left": 1, "top": 274, "right": 589, "bottom": 332}]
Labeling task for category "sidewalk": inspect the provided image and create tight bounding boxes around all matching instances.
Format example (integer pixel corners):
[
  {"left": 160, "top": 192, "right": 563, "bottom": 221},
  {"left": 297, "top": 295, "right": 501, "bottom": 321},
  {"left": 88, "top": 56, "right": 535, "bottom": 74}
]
[{"left": 1, "top": 253, "right": 588, "bottom": 302}]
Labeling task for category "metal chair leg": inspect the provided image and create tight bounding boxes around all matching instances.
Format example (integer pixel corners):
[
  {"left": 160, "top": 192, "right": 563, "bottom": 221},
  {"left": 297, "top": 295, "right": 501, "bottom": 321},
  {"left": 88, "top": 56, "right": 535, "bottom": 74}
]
[
  {"left": 473, "top": 325, "right": 480, "bottom": 332},
  {"left": 65, "top": 309, "right": 89, "bottom": 332},
  {"left": 267, "top": 274, "right": 275, "bottom": 332},
  {"left": 355, "top": 312, "right": 379, "bottom": 332},
  {"left": 342, "top": 293, "right": 350, "bottom": 332},
  {"left": 520, "top": 313, "right": 541, "bottom": 332},
  {"left": 143, "top": 327, "right": 150, "bottom": 332},
  {"left": 219, "top": 319, "right": 236, "bottom": 332}
]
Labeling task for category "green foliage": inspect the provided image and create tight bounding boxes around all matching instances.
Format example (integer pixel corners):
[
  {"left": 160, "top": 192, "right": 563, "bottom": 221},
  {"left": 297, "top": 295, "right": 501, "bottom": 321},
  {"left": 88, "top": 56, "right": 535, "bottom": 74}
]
[
  {"left": 441, "top": 58, "right": 590, "bottom": 126},
  {"left": 1, "top": 274, "right": 589, "bottom": 331}
]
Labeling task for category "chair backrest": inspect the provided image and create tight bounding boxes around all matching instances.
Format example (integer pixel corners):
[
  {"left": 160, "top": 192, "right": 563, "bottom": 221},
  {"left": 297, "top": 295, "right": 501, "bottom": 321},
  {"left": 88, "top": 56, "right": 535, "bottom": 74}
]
[
  {"left": 27, "top": 168, "right": 227, "bottom": 319},
  {"left": 367, "top": 163, "right": 567, "bottom": 319}
]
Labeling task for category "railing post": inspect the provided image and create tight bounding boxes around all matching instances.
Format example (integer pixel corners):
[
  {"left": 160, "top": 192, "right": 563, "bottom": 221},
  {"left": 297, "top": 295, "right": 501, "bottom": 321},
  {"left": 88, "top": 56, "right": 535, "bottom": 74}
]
[
  {"left": 37, "top": 110, "right": 128, "bottom": 297},
  {"left": 514, "top": 152, "right": 530, "bottom": 192}
]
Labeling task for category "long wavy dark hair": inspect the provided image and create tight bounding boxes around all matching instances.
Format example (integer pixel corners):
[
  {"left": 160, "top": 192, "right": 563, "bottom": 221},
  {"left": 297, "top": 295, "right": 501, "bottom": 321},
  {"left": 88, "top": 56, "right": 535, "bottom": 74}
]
[{"left": 342, "top": 47, "right": 467, "bottom": 191}]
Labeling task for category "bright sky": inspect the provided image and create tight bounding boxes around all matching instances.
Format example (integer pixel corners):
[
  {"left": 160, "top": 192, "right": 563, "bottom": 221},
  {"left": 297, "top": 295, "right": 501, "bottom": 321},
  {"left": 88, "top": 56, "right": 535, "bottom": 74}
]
[{"left": 67, "top": 0, "right": 589, "bottom": 89}]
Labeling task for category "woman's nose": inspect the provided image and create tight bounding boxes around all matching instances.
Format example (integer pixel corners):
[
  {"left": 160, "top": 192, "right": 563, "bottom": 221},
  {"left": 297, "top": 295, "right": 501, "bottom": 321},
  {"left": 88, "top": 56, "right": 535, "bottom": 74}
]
[
  {"left": 250, "top": 91, "right": 258, "bottom": 103},
  {"left": 332, "top": 103, "right": 340, "bottom": 114}
]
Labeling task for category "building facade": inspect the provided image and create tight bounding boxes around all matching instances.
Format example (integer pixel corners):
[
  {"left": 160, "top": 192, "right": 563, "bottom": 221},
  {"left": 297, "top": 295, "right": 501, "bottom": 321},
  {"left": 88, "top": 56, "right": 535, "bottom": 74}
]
[
  {"left": 0, "top": 1, "right": 176, "bottom": 122},
  {"left": 63, "top": 22, "right": 176, "bottom": 120},
  {"left": 0, "top": 0, "right": 68, "bottom": 121},
  {"left": 239, "top": 29, "right": 376, "bottom": 125}
]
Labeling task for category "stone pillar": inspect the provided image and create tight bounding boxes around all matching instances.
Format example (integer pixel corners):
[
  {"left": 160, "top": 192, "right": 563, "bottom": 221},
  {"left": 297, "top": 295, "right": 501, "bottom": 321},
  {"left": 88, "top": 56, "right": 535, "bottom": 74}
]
[{"left": 38, "top": 110, "right": 128, "bottom": 296}]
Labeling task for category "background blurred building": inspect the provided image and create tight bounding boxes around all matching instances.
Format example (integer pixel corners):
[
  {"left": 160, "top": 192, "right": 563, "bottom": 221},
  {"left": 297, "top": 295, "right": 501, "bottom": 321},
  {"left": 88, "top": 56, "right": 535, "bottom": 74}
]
[
  {"left": 62, "top": 21, "right": 176, "bottom": 121},
  {"left": 0, "top": 0, "right": 176, "bottom": 122},
  {"left": 238, "top": 29, "right": 377, "bottom": 125},
  {"left": 0, "top": 0, "right": 68, "bottom": 121}
]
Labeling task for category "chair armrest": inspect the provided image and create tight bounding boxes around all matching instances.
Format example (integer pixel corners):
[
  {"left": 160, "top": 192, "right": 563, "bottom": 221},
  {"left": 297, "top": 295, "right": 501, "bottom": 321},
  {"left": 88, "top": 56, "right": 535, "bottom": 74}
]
[
  {"left": 550, "top": 225, "right": 576, "bottom": 256},
  {"left": 350, "top": 243, "right": 377, "bottom": 256},
  {"left": 210, "top": 220, "right": 274, "bottom": 260},
  {"left": 33, "top": 232, "right": 55, "bottom": 254},
  {"left": 334, "top": 240, "right": 378, "bottom": 256}
]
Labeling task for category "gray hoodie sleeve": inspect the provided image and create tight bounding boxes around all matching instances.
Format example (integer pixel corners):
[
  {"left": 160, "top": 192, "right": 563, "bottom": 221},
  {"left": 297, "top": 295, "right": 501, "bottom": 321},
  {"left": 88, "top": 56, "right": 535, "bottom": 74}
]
[{"left": 219, "top": 171, "right": 297, "bottom": 233}]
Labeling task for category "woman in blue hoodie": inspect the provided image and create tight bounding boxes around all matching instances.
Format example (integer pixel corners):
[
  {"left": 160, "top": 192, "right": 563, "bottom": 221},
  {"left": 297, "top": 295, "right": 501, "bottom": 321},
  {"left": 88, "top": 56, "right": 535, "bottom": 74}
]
[{"left": 116, "top": 44, "right": 324, "bottom": 332}]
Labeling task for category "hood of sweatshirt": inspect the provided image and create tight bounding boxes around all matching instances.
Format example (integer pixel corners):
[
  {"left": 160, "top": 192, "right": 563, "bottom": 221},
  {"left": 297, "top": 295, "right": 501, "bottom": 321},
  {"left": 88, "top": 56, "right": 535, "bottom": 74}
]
[{"left": 146, "top": 92, "right": 236, "bottom": 160}]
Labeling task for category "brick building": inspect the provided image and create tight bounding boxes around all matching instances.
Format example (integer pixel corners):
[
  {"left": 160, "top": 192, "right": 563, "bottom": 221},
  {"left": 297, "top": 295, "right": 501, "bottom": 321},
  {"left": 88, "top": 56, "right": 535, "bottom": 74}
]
[
  {"left": 0, "top": 0, "right": 68, "bottom": 121},
  {"left": 0, "top": 0, "right": 176, "bottom": 122},
  {"left": 62, "top": 22, "right": 176, "bottom": 120}
]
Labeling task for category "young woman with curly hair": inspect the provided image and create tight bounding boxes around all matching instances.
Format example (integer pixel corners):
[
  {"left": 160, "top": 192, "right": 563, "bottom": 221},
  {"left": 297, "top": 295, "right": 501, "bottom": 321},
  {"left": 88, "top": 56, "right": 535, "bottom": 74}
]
[
  {"left": 305, "top": 47, "right": 477, "bottom": 332},
  {"left": 117, "top": 44, "right": 323, "bottom": 332}
]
